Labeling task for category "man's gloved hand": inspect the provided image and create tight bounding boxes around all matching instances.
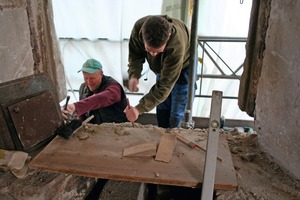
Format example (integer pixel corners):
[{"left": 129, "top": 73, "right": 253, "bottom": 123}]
[
  {"left": 61, "top": 103, "right": 77, "bottom": 120},
  {"left": 54, "top": 119, "right": 82, "bottom": 139}
]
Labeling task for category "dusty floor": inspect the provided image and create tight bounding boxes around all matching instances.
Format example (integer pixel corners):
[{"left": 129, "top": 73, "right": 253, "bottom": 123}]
[{"left": 215, "top": 129, "right": 300, "bottom": 200}]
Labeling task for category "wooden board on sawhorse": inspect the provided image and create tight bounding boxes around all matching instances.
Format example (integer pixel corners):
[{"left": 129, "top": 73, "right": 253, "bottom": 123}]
[{"left": 201, "top": 90, "right": 223, "bottom": 200}]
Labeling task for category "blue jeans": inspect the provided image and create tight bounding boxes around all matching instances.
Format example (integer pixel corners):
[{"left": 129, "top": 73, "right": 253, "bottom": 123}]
[{"left": 156, "top": 67, "right": 190, "bottom": 128}]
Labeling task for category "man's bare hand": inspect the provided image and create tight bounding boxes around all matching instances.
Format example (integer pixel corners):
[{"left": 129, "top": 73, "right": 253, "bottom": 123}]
[
  {"left": 124, "top": 105, "right": 139, "bottom": 122},
  {"left": 128, "top": 77, "right": 139, "bottom": 92}
]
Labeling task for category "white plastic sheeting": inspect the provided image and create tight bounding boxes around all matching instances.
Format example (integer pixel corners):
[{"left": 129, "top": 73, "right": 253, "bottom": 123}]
[
  {"left": 53, "top": 0, "right": 163, "bottom": 40},
  {"left": 198, "top": 0, "right": 252, "bottom": 37},
  {"left": 52, "top": 0, "right": 253, "bottom": 120}
]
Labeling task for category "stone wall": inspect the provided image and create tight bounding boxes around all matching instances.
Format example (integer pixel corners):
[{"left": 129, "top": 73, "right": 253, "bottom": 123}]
[
  {"left": 255, "top": 0, "right": 300, "bottom": 179},
  {"left": 0, "top": 0, "right": 66, "bottom": 101},
  {"left": 0, "top": 0, "right": 66, "bottom": 151}
]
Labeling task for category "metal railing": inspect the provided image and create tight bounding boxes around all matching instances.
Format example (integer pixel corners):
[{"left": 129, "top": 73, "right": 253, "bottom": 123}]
[{"left": 196, "top": 36, "right": 247, "bottom": 99}]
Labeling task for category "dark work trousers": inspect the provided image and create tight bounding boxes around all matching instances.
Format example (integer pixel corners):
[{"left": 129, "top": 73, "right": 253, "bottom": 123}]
[{"left": 156, "top": 66, "right": 192, "bottom": 128}]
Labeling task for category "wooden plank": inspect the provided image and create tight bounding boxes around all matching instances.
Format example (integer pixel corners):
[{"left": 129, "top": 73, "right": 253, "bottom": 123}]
[
  {"left": 123, "top": 141, "right": 157, "bottom": 157},
  {"left": 155, "top": 133, "right": 177, "bottom": 163},
  {"left": 201, "top": 90, "right": 223, "bottom": 200},
  {"left": 29, "top": 124, "right": 237, "bottom": 190}
]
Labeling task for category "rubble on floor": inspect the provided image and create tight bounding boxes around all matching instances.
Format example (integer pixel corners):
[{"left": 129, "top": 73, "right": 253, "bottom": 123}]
[
  {"left": 0, "top": 169, "right": 95, "bottom": 200},
  {"left": 216, "top": 129, "right": 300, "bottom": 200}
]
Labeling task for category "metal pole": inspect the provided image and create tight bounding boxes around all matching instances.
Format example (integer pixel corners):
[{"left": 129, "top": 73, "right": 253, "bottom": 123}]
[{"left": 184, "top": 0, "right": 199, "bottom": 128}]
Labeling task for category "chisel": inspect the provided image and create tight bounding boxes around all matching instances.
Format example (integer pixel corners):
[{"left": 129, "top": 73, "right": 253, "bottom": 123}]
[
  {"left": 64, "top": 95, "right": 70, "bottom": 110},
  {"left": 126, "top": 98, "right": 135, "bottom": 127}
]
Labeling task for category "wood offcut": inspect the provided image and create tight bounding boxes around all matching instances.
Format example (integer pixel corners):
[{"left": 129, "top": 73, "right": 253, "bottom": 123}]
[
  {"left": 123, "top": 142, "right": 157, "bottom": 157},
  {"left": 155, "top": 133, "right": 177, "bottom": 163}
]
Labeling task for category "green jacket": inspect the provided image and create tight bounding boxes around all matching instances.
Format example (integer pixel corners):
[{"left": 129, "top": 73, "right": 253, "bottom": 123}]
[{"left": 128, "top": 15, "right": 190, "bottom": 114}]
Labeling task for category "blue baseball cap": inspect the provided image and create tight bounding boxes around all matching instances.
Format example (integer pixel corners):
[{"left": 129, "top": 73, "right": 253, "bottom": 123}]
[{"left": 78, "top": 59, "right": 103, "bottom": 73}]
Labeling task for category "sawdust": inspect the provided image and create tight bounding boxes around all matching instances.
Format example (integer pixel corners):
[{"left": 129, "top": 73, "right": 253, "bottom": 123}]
[{"left": 73, "top": 122, "right": 147, "bottom": 139}]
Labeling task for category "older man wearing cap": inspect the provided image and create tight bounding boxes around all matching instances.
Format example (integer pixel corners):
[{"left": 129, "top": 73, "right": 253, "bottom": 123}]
[{"left": 62, "top": 58, "right": 128, "bottom": 124}]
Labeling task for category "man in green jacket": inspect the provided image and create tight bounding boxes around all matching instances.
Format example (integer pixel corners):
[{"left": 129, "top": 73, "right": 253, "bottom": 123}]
[{"left": 124, "top": 15, "right": 191, "bottom": 128}]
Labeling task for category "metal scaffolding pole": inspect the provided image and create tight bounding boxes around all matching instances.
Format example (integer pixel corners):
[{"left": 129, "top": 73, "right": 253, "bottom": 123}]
[{"left": 183, "top": 0, "right": 199, "bottom": 129}]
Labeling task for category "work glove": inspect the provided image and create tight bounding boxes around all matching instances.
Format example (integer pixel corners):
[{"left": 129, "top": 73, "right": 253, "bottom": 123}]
[{"left": 54, "top": 119, "right": 82, "bottom": 139}]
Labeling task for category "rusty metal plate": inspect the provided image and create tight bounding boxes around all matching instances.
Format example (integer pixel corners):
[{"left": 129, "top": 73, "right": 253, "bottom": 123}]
[{"left": 8, "top": 91, "right": 61, "bottom": 150}]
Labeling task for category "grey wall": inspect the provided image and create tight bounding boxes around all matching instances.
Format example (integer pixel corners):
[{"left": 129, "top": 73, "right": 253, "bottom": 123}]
[
  {"left": 255, "top": 0, "right": 300, "bottom": 179},
  {"left": 0, "top": 0, "right": 66, "bottom": 101}
]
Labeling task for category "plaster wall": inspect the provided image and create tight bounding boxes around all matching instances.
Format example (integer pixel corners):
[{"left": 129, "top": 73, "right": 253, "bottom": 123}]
[
  {"left": 255, "top": 0, "right": 300, "bottom": 179},
  {"left": 0, "top": 0, "right": 66, "bottom": 101},
  {"left": 0, "top": 5, "right": 34, "bottom": 83}
]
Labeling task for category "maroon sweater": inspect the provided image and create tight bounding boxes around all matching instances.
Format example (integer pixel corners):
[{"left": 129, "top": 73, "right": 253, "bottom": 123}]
[
  {"left": 74, "top": 75, "right": 127, "bottom": 124},
  {"left": 75, "top": 82, "right": 122, "bottom": 116}
]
